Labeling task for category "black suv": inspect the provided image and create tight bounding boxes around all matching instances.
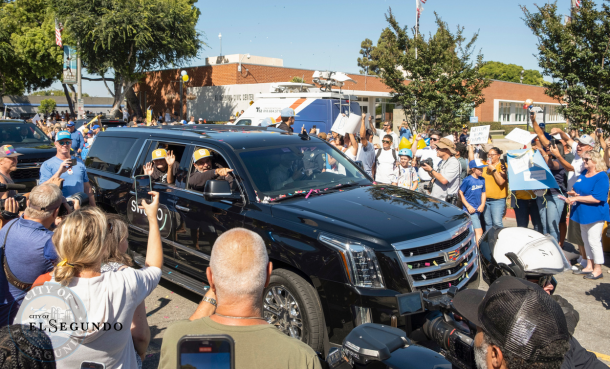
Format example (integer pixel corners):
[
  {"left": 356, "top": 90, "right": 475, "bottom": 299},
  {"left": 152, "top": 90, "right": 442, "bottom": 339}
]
[
  {"left": 0, "top": 120, "right": 56, "bottom": 191},
  {"left": 85, "top": 125, "right": 480, "bottom": 352}
]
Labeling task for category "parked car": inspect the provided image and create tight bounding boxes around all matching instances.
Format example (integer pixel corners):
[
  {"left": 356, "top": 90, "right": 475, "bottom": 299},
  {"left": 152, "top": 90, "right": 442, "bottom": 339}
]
[
  {"left": 0, "top": 120, "right": 56, "bottom": 191},
  {"left": 85, "top": 125, "right": 480, "bottom": 352}
]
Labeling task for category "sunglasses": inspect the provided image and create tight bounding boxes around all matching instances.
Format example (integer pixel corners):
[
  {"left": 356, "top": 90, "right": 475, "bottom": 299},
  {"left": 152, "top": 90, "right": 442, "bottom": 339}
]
[
  {"left": 383, "top": 124, "right": 390, "bottom": 127},
  {"left": 583, "top": 158, "right": 591, "bottom": 163},
  {"left": 57, "top": 141, "right": 71, "bottom": 146},
  {"left": 382, "top": 140, "right": 392, "bottom": 144},
  {"left": 430, "top": 138, "right": 439, "bottom": 141}
]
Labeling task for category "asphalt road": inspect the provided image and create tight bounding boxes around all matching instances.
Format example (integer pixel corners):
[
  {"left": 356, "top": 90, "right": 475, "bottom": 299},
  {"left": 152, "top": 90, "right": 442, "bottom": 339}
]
[{"left": 140, "top": 218, "right": 610, "bottom": 369}]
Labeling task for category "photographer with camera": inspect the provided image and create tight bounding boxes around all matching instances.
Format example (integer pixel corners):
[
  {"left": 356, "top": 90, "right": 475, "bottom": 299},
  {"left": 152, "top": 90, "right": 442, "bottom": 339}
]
[
  {"left": 420, "top": 137, "right": 461, "bottom": 202},
  {"left": 39, "top": 131, "right": 96, "bottom": 207},
  {"left": 413, "top": 131, "right": 442, "bottom": 193},
  {"left": 159, "top": 228, "right": 322, "bottom": 369},
  {"left": 453, "top": 276, "right": 571, "bottom": 369},
  {"left": 0, "top": 184, "right": 62, "bottom": 327}
]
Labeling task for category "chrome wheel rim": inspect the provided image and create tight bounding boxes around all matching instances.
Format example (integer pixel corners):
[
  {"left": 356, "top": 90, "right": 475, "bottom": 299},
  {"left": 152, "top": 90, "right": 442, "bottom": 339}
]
[{"left": 263, "top": 285, "right": 303, "bottom": 340}]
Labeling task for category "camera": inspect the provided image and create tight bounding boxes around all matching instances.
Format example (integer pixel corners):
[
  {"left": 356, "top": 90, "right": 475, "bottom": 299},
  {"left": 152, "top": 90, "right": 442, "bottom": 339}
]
[
  {"left": 421, "top": 157, "right": 434, "bottom": 169},
  {"left": 445, "top": 193, "right": 459, "bottom": 206},
  {"left": 58, "top": 192, "right": 90, "bottom": 217},
  {"left": 0, "top": 195, "right": 27, "bottom": 213}
]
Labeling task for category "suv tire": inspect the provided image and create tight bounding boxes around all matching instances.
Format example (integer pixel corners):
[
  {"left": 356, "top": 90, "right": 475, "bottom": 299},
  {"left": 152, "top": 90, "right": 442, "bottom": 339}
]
[{"left": 263, "top": 269, "right": 325, "bottom": 352}]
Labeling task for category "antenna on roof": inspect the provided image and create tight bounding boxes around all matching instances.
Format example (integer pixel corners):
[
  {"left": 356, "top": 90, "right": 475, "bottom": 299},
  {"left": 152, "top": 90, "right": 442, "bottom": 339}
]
[{"left": 312, "top": 71, "right": 356, "bottom": 94}]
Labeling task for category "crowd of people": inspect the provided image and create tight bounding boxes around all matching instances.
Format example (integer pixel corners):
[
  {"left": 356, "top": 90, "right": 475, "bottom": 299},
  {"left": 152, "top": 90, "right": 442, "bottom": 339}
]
[{"left": 0, "top": 106, "right": 607, "bottom": 369}]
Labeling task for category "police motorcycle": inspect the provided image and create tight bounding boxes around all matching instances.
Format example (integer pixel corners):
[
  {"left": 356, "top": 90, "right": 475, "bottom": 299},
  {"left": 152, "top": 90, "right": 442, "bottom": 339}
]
[{"left": 323, "top": 227, "right": 571, "bottom": 369}]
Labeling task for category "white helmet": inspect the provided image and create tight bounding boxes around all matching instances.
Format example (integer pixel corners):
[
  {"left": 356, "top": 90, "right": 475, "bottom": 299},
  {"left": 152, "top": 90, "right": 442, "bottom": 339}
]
[{"left": 480, "top": 227, "right": 570, "bottom": 283}]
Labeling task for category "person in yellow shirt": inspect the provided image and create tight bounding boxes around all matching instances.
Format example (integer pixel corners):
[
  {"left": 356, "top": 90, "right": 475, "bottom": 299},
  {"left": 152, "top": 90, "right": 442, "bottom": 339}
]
[
  {"left": 513, "top": 190, "right": 543, "bottom": 232},
  {"left": 481, "top": 147, "right": 507, "bottom": 228}
]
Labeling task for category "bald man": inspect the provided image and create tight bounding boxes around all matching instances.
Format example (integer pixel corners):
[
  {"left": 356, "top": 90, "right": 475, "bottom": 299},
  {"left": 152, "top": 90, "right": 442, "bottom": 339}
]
[{"left": 159, "top": 228, "right": 322, "bottom": 369}]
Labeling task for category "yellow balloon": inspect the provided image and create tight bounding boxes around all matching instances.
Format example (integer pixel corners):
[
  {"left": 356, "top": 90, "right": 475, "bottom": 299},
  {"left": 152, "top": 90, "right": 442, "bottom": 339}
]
[
  {"left": 398, "top": 137, "right": 412, "bottom": 150},
  {"left": 417, "top": 139, "right": 426, "bottom": 149},
  {"left": 182, "top": 75, "right": 189, "bottom": 82}
]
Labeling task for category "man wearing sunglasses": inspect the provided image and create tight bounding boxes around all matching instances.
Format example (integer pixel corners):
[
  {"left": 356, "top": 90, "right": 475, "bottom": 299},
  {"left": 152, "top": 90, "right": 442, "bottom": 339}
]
[
  {"left": 39, "top": 131, "right": 95, "bottom": 206},
  {"left": 413, "top": 130, "right": 443, "bottom": 192},
  {"left": 376, "top": 121, "right": 398, "bottom": 150}
]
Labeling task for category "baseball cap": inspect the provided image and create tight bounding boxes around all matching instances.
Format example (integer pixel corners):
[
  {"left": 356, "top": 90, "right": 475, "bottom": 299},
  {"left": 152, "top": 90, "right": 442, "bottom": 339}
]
[
  {"left": 193, "top": 148, "right": 212, "bottom": 162},
  {"left": 577, "top": 134, "right": 595, "bottom": 147},
  {"left": 66, "top": 122, "right": 74, "bottom": 127},
  {"left": 91, "top": 125, "right": 100, "bottom": 130},
  {"left": 469, "top": 158, "right": 486, "bottom": 169},
  {"left": 152, "top": 149, "right": 167, "bottom": 160},
  {"left": 280, "top": 107, "right": 299, "bottom": 118},
  {"left": 538, "top": 122, "right": 546, "bottom": 131},
  {"left": 55, "top": 131, "right": 72, "bottom": 142},
  {"left": 452, "top": 276, "right": 569, "bottom": 362},
  {"left": 181, "top": 120, "right": 187, "bottom": 125},
  {"left": 435, "top": 137, "right": 456, "bottom": 154},
  {"left": 260, "top": 117, "right": 276, "bottom": 127},
  {"left": 0, "top": 145, "right": 22, "bottom": 158},
  {"left": 198, "top": 118, "right": 203, "bottom": 122}
]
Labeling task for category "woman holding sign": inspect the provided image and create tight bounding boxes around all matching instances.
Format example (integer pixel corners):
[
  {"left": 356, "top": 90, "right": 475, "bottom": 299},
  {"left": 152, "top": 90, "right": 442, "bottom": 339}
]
[
  {"left": 564, "top": 151, "right": 609, "bottom": 280},
  {"left": 481, "top": 147, "right": 508, "bottom": 228}
]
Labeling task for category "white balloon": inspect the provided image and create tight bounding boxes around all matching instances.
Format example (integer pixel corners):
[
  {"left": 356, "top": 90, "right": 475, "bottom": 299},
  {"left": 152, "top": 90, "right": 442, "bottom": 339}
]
[{"left": 180, "top": 70, "right": 187, "bottom": 76}]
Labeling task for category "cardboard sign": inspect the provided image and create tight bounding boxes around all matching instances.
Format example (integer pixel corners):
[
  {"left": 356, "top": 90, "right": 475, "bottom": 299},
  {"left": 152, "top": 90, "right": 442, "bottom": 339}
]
[
  {"left": 506, "top": 149, "right": 558, "bottom": 191},
  {"left": 506, "top": 128, "right": 536, "bottom": 146},
  {"left": 469, "top": 125, "right": 490, "bottom": 145}
]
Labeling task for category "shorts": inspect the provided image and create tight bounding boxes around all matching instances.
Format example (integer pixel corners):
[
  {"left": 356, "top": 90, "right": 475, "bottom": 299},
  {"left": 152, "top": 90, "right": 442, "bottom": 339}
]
[
  {"left": 567, "top": 218, "right": 583, "bottom": 246},
  {"left": 560, "top": 202, "right": 568, "bottom": 223},
  {"left": 470, "top": 212, "right": 483, "bottom": 230}
]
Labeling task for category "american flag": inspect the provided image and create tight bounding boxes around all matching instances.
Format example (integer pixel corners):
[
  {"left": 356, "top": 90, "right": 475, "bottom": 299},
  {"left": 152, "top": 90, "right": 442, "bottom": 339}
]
[
  {"left": 574, "top": 0, "right": 581, "bottom": 7},
  {"left": 55, "top": 19, "right": 63, "bottom": 48},
  {"left": 417, "top": 0, "right": 426, "bottom": 19}
]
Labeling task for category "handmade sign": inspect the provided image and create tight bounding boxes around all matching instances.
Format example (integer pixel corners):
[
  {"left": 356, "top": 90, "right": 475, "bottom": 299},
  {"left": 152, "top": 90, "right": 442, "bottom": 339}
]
[
  {"left": 506, "top": 128, "right": 537, "bottom": 146},
  {"left": 469, "top": 125, "right": 490, "bottom": 145},
  {"left": 506, "top": 149, "right": 558, "bottom": 191}
]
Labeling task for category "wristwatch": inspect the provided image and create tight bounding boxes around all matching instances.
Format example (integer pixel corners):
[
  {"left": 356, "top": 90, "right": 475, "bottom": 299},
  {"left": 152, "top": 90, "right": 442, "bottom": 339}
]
[
  {"left": 492, "top": 169, "right": 497, "bottom": 173},
  {"left": 202, "top": 296, "right": 217, "bottom": 307}
]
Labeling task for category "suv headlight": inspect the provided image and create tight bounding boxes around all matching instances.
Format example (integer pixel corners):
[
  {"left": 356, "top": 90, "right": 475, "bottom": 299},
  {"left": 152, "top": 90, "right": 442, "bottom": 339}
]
[{"left": 318, "top": 232, "right": 385, "bottom": 289}]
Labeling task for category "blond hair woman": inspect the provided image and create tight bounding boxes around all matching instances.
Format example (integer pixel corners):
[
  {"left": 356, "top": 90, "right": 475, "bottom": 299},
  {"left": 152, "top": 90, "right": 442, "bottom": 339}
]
[{"left": 50, "top": 192, "right": 162, "bottom": 369}]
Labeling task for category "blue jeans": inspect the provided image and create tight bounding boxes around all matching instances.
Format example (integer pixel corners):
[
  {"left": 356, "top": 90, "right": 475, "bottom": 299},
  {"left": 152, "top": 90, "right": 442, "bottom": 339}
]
[
  {"left": 514, "top": 198, "right": 543, "bottom": 233},
  {"left": 484, "top": 198, "right": 506, "bottom": 229},
  {"left": 536, "top": 193, "right": 565, "bottom": 243}
]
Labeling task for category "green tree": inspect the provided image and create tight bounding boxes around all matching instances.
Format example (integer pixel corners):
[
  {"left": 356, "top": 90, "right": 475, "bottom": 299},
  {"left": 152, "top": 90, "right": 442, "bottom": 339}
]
[
  {"left": 365, "top": 9, "right": 491, "bottom": 130},
  {"left": 522, "top": 0, "right": 610, "bottom": 128},
  {"left": 479, "top": 61, "right": 546, "bottom": 86},
  {"left": 30, "top": 89, "right": 90, "bottom": 97},
  {"left": 38, "top": 98, "right": 56, "bottom": 115},
  {"left": 0, "top": 0, "right": 63, "bottom": 99},
  {"left": 357, "top": 38, "right": 379, "bottom": 76},
  {"left": 290, "top": 76, "right": 305, "bottom": 83},
  {"left": 51, "top": 0, "right": 204, "bottom": 116}
]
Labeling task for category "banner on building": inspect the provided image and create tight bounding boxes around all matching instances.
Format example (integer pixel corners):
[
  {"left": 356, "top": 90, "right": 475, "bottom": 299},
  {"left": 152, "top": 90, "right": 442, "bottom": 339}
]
[
  {"left": 63, "top": 46, "right": 77, "bottom": 84},
  {"left": 506, "top": 149, "right": 558, "bottom": 191}
]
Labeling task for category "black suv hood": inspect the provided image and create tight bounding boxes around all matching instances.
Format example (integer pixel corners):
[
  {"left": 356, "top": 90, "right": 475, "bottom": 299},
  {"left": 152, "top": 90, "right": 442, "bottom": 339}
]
[
  {"left": 14, "top": 144, "right": 56, "bottom": 159},
  {"left": 271, "top": 186, "right": 468, "bottom": 249}
]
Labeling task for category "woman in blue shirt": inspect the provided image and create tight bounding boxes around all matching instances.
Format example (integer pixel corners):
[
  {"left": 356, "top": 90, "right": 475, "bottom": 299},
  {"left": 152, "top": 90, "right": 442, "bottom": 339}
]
[{"left": 565, "top": 151, "right": 609, "bottom": 280}]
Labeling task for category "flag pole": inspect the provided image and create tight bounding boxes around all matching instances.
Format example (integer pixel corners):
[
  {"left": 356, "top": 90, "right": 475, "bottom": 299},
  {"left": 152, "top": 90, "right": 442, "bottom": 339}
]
[{"left": 414, "top": 0, "right": 418, "bottom": 130}]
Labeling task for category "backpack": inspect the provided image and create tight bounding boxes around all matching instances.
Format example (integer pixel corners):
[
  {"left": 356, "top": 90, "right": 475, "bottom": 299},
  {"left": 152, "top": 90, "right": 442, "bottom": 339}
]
[{"left": 375, "top": 148, "right": 398, "bottom": 169}]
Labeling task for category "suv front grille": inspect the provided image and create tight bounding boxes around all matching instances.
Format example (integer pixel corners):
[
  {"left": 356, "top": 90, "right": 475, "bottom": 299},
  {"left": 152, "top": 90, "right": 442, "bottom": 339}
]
[
  {"left": 393, "top": 222, "right": 478, "bottom": 293},
  {"left": 18, "top": 158, "right": 48, "bottom": 164},
  {"left": 13, "top": 168, "right": 40, "bottom": 179}
]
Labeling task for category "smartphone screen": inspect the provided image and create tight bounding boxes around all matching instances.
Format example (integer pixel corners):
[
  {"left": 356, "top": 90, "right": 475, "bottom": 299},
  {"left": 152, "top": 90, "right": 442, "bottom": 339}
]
[
  {"left": 80, "top": 362, "right": 105, "bottom": 369},
  {"left": 70, "top": 158, "right": 77, "bottom": 167},
  {"left": 134, "top": 175, "right": 152, "bottom": 205},
  {"left": 178, "top": 335, "right": 234, "bottom": 369}
]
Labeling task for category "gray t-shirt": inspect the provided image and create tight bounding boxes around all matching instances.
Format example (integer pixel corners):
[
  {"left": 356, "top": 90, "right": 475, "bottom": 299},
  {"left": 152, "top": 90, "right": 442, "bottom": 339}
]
[
  {"left": 356, "top": 142, "right": 376, "bottom": 177},
  {"left": 430, "top": 157, "right": 461, "bottom": 200}
]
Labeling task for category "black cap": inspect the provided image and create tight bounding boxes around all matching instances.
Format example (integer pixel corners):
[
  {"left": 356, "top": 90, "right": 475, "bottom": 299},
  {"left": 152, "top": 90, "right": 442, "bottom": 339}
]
[{"left": 452, "top": 276, "right": 569, "bottom": 362}]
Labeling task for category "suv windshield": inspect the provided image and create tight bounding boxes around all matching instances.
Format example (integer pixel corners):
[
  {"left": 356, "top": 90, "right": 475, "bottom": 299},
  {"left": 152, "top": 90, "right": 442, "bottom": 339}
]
[
  {"left": 238, "top": 142, "right": 370, "bottom": 199},
  {"left": 0, "top": 123, "right": 51, "bottom": 145}
]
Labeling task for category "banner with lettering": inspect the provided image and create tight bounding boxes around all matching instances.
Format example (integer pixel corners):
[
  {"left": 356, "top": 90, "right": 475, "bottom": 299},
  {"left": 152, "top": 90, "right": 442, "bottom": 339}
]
[{"left": 506, "top": 149, "right": 558, "bottom": 191}]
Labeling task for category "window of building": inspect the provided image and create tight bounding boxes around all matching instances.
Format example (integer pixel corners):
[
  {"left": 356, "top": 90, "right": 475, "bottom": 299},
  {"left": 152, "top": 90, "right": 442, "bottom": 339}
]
[
  {"left": 498, "top": 101, "right": 564, "bottom": 124},
  {"left": 86, "top": 137, "right": 137, "bottom": 174}
]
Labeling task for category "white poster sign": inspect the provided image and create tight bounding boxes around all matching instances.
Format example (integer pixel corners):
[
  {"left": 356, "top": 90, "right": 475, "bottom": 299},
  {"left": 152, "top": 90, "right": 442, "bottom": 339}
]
[
  {"left": 32, "top": 114, "right": 41, "bottom": 125},
  {"left": 469, "top": 125, "right": 490, "bottom": 145},
  {"left": 506, "top": 128, "right": 536, "bottom": 146},
  {"left": 510, "top": 153, "right": 533, "bottom": 174}
]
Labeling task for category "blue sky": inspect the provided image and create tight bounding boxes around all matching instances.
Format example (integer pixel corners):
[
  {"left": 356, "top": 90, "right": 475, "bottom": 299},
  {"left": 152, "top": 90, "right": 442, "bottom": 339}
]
[{"left": 48, "top": 0, "right": 576, "bottom": 97}]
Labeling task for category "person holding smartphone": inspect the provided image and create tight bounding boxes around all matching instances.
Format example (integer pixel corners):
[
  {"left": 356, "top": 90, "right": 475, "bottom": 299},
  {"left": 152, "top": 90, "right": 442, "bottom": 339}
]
[{"left": 39, "top": 131, "right": 96, "bottom": 206}]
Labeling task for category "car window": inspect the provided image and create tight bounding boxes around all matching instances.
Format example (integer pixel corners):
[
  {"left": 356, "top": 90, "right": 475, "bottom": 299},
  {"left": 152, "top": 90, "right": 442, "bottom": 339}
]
[
  {"left": 0, "top": 123, "right": 51, "bottom": 145},
  {"left": 238, "top": 143, "right": 369, "bottom": 198},
  {"left": 236, "top": 119, "right": 251, "bottom": 126},
  {"left": 139, "top": 141, "right": 187, "bottom": 186},
  {"left": 85, "top": 136, "right": 137, "bottom": 174},
  {"left": 186, "top": 146, "right": 233, "bottom": 192}
]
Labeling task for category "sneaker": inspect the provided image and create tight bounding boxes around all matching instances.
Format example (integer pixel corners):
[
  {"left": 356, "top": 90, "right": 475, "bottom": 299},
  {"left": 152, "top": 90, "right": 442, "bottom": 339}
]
[{"left": 571, "top": 264, "right": 584, "bottom": 271}]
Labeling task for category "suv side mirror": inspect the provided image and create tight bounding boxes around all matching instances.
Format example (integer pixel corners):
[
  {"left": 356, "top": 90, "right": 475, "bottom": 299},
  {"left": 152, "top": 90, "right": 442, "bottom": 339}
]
[{"left": 203, "top": 180, "right": 240, "bottom": 202}]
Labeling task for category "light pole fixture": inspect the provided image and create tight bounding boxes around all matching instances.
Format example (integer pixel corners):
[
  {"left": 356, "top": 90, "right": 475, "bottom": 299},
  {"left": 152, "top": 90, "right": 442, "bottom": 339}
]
[
  {"left": 520, "top": 69, "right": 524, "bottom": 84},
  {"left": 219, "top": 33, "right": 222, "bottom": 56},
  {"left": 238, "top": 53, "right": 250, "bottom": 72}
]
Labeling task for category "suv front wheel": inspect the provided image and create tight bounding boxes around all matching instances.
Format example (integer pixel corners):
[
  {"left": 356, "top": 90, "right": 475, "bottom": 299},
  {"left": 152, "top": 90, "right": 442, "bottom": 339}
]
[{"left": 263, "top": 269, "right": 325, "bottom": 352}]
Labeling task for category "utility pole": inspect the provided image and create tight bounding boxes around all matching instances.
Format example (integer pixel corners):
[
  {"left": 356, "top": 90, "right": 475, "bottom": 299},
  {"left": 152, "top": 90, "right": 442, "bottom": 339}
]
[
  {"left": 219, "top": 33, "right": 222, "bottom": 56},
  {"left": 520, "top": 69, "right": 524, "bottom": 84},
  {"left": 76, "top": 46, "right": 82, "bottom": 118}
]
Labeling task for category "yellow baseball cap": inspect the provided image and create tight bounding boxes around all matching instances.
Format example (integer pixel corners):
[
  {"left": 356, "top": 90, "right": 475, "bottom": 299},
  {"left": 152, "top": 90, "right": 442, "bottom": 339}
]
[
  {"left": 152, "top": 149, "right": 167, "bottom": 160},
  {"left": 193, "top": 148, "right": 211, "bottom": 162}
]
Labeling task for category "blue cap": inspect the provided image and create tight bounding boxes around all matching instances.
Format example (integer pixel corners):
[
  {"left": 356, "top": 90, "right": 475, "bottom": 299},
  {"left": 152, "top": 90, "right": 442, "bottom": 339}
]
[
  {"left": 66, "top": 122, "right": 74, "bottom": 127},
  {"left": 539, "top": 123, "right": 546, "bottom": 130},
  {"left": 55, "top": 131, "right": 72, "bottom": 142},
  {"left": 92, "top": 125, "right": 100, "bottom": 130},
  {"left": 181, "top": 120, "right": 187, "bottom": 124},
  {"left": 398, "top": 148, "right": 412, "bottom": 157},
  {"left": 469, "top": 159, "right": 486, "bottom": 169},
  {"left": 280, "top": 108, "right": 299, "bottom": 118}
]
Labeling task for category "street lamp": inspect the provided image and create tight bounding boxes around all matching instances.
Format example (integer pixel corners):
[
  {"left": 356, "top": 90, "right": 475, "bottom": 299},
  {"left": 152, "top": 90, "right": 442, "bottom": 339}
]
[
  {"left": 238, "top": 54, "right": 250, "bottom": 72},
  {"left": 219, "top": 33, "right": 222, "bottom": 56},
  {"left": 520, "top": 69, "right": 524, "bottom": 84}
]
